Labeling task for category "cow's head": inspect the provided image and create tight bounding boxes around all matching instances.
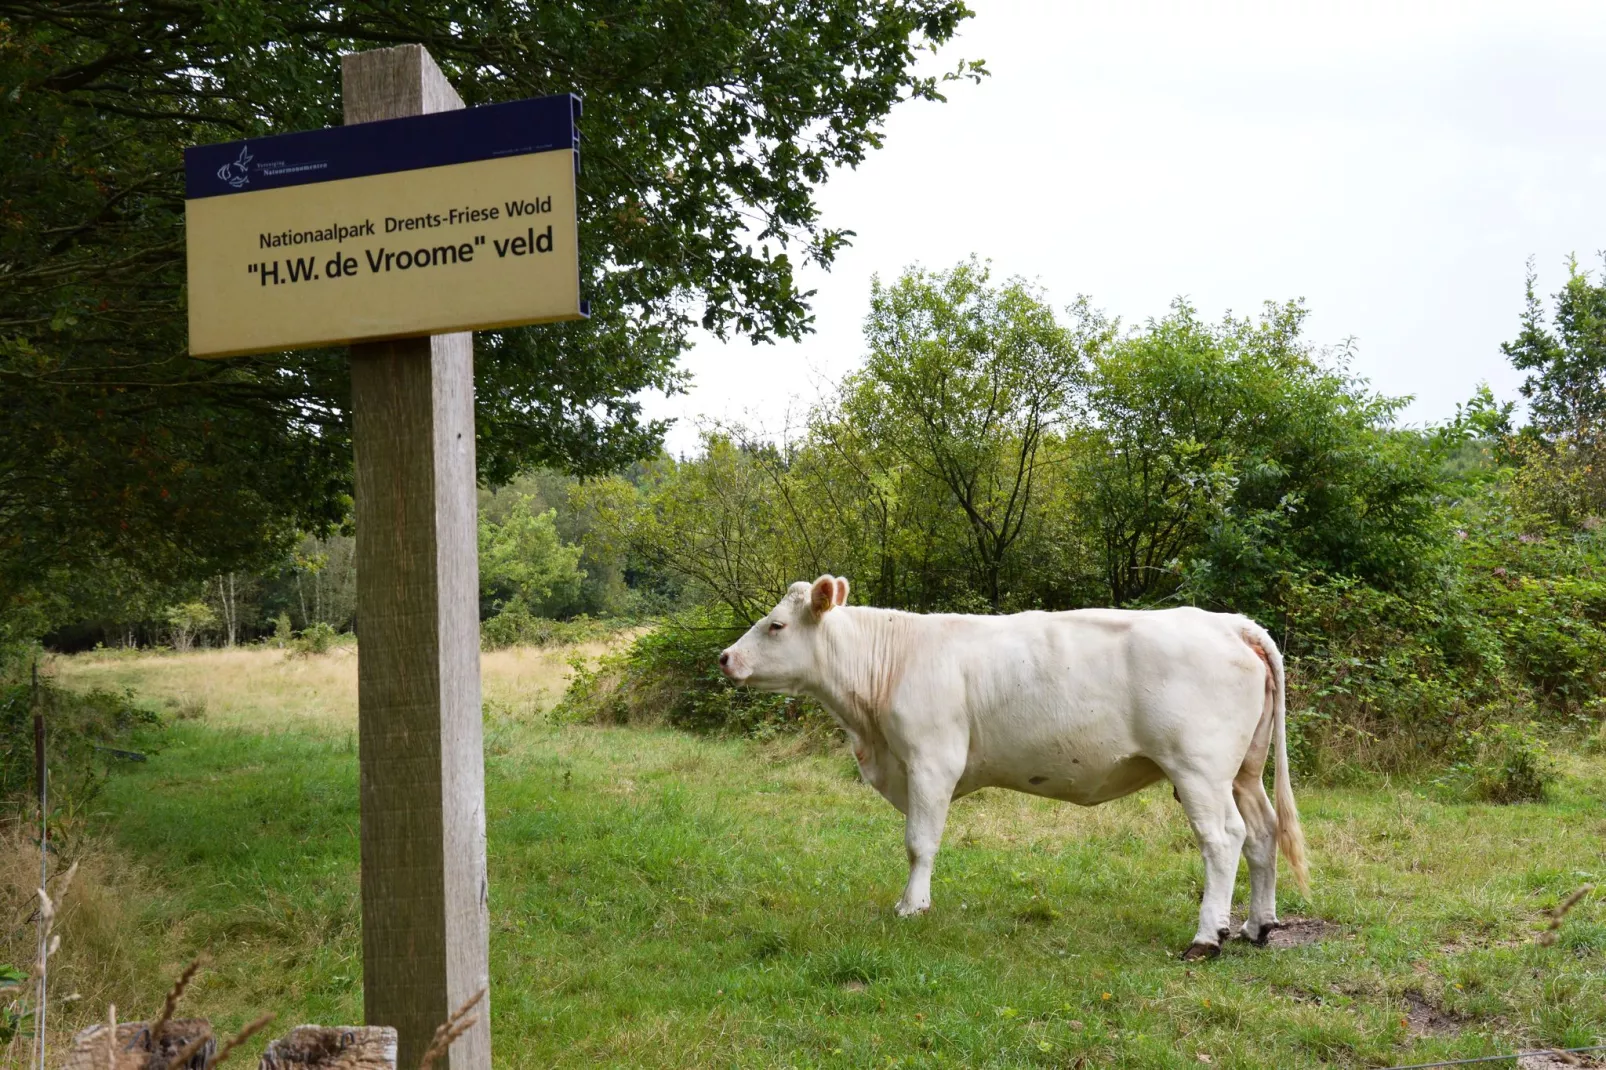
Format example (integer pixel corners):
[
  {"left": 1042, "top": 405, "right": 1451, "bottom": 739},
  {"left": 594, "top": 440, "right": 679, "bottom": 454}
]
[{"left": 719, "top": 574, "right": 850, "bottom": 691}]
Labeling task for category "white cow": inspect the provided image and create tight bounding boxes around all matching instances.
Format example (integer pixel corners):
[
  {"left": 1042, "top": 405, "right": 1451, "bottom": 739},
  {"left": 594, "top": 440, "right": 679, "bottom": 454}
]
[{"left": 719, "top": 575, "right": 1309, "bottom": 960}]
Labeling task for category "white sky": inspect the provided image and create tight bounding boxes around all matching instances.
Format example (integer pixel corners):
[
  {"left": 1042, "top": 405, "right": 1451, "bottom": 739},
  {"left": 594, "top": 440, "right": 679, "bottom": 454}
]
[{"left": 641, "top": 0, "right": 1606, "bottom": 455}]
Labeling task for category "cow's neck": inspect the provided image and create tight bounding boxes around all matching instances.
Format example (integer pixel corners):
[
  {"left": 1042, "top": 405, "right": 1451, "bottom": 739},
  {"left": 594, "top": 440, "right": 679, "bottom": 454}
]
[{"left": 806, "top": 606, "right": 910, "bottom": 739}]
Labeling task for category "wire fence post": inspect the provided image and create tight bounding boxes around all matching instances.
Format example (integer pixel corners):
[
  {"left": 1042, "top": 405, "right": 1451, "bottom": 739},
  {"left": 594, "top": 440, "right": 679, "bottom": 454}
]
[{"left": 32, "top": 657, "right": 47, "bottom": 1070}]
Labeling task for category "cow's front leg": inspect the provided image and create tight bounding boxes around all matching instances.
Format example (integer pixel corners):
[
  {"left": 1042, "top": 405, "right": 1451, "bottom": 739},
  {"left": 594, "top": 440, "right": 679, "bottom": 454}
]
[{"left": 895, "top": 763, "right": 960, "bottom": 916}]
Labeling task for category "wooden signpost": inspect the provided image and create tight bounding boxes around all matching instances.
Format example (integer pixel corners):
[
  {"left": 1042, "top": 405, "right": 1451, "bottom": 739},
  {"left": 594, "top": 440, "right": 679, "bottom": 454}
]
[{"left": 183, "top": 44, "right": 587, "bottom": 1069}]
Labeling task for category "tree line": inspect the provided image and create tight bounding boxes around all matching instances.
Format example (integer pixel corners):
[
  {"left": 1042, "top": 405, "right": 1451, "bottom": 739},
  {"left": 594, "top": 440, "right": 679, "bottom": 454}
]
[
  {"left": 567, "top": 257, "right": 1606, "bottom": 776},
  {"left": 5, "top": 4, "right": 1604, "bottom": 782},
  {"left": 0, "top": 0, "right": 982, "bottom": 643},
  {"left": 41, "top": 473, "right": 638, "bottom": 652},
  {"left": 18, "top": 245, "right": 1606, "bottom": 780}
]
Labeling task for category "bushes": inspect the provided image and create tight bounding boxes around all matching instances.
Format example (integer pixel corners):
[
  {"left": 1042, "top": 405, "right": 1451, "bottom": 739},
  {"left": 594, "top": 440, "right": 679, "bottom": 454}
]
[
  {"left": 0, "top": 650, "right": 160, "bottom": 822},
  {"left": 1282, "top": 574, "right": 1502, "bottom": 772},
  {"left": 479, "top": 599, "right": 617, "bottom": 650},
  {"left": 1274, "top": 477, "right": 1606, "bottom": 775},
  {"left": 553, "top": 508, "right": 1606, "bottom": 772},
  {"left": 1440, "top": 721, "right": 1557, "bottom": 803},
  {"left": 1456, "top": 518, "right": 1606, "bottom": 713},
  {"left": 285, "top": 620, "right": 338, "bottom": 657},
  {"left": 554, "top": 608, "right": 829, "bottom": 738}
]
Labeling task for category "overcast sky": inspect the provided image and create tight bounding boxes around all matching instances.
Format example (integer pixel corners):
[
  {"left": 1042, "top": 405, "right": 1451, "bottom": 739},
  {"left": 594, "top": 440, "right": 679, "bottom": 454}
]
[{"left": 640, "top": 0, "right": 1606, "bottom": 455}]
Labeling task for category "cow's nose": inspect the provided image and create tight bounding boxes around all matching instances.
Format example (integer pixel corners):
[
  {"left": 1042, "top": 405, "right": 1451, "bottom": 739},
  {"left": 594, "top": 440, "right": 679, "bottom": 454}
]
[{"left": 719, "top": 652, "right": 731, "bottom": 668}]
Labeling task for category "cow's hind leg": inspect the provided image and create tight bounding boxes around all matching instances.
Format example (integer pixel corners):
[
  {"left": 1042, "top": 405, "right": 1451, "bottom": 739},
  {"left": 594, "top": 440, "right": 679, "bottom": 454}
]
[
  {"left": 1170, "top": 772, "right": 1247, "bottom": 959},
  {"left": 1233, "top": 659, "right": 1281, "bottom": 946},
  {"left": 895, "top": 761, "right": 961, "bottom": 917},
  {"left": 1234, "top": 775, "right": 1280, "bottom": 944}
]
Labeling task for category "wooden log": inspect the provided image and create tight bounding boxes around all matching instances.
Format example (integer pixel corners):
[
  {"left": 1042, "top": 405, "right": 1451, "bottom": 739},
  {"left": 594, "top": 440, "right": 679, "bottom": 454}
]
[
  {"left": 343, "top": 44, "right": 491, "bottom": 1070},
  {"left": 259, "top": 1026, "right": 397, "bottom": 1069},
  {"left": 64, "top": 1019, "right": 214, "bottom": 1070}
]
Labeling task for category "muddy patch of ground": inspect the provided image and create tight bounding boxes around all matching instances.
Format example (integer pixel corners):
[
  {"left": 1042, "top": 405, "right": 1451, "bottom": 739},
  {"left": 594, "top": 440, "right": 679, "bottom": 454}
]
[
  {"left": 1402, "top": 991, "right": 1466, "bottom": 1038},
  {"left": 1230, "top": 914, "right": 1345, "bottom": 948},
  {"left": 1265, "top": 916, "right": 1345, "bottom": 948},
  {"left": 1437, "top": 932, "right": 1533, "bottom": 955}
]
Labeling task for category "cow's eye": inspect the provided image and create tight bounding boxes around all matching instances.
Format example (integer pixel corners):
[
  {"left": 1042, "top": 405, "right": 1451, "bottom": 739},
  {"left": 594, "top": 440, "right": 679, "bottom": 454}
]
[{"left": 768, "top": 621, "right": 786, "bottom": 633}]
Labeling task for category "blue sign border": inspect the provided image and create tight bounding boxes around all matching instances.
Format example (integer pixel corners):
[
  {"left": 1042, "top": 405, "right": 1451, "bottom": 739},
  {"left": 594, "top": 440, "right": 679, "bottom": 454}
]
[{"left": 185, "top": 93, "right": 581, "bottom": 200}]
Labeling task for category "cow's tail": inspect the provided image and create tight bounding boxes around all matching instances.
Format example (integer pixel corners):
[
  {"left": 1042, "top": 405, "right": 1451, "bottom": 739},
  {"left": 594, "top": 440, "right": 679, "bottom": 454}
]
[{"left": 1256, "top": 627, "right": 1310, "bottom": 896}]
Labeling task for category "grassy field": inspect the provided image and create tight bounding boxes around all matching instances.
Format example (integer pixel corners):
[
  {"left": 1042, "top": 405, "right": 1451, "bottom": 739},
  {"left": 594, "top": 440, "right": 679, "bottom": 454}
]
[
  {"left": 15, "top": 644, "right": 1606, "bottom": 1068},
  {"left": 51, "top": 638, "right": 607, "bottom": 727}
]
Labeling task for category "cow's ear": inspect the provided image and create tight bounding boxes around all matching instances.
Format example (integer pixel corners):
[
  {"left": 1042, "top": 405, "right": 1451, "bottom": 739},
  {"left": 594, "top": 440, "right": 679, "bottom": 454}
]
[
  {"left": 834, "top": 577, "right": 850, "bottom": 606},
  {"left": 809, "top": 575, "right": 837, "bottom": 616}
]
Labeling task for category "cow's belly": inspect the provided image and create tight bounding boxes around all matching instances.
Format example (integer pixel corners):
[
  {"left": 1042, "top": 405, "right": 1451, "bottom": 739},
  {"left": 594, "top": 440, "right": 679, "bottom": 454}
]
[
  {"left": 958, "top": 729, "right": 1167, "bottom": 806},
  {"left": 1002, "top": 754, "right": 1165, "bottom": 805}
]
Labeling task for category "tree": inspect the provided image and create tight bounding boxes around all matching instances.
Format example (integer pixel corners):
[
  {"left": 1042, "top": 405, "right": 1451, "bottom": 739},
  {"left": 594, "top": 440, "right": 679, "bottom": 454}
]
[
  {"left": 845, "top": 259, "right": 1104, "bottom": 609},
  {"left": 1081, "top": 300, "right": 1440, "bottom": 613},
  {"left": 164, "top": 600, "right": 216, "bottom": 652},
  {"left": 578, "top": 436, "right": 803, "bottom": 621},
  {"left": 211, "top": 572, "right": 256, "bottom": 647},
  {"left": 478, "top": 497, "right": 584, "bottom": 617},
  {"left": 1503, "top": 256, "right": 1606, "bottom": 441},
  {"left": 1501, "top": 257, "right": 1606, "bottom": 525},
  {"left": 286, "top": 535, "right": 357, "bottom": 631},
  {"left": 0, "top": 1, "right": 983, "bottom": 633},
  {"left": 479, "top": 467, "right": 644, "bottom": 617}
]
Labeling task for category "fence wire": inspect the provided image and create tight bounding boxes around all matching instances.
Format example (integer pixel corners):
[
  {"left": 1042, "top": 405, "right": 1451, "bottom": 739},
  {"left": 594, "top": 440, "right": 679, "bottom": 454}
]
[{"left": 1389, "top": 1042, "right": 1606, "bottom": 1069}]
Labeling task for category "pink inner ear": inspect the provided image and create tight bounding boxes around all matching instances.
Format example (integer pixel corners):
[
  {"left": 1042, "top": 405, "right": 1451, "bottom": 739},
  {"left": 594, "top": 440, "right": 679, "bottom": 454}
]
[
  {"left": 834, "top": 577, "right": 849, "bottom": 606},
  {"left": 810, "top": 576, "right": 835, "bottom": 614}
]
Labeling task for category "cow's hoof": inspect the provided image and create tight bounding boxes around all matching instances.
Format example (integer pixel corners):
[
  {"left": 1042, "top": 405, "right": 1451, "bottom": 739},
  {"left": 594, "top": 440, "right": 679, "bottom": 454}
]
[
  {"left": 1180, "top": 941, "right": 1220, "bottom": 962},
  {"left": 895, "top": 901, "right": 930, "bottom": 918},
  {"left": 1243, "top": 921, "right": 1281, "bottom": 947}
]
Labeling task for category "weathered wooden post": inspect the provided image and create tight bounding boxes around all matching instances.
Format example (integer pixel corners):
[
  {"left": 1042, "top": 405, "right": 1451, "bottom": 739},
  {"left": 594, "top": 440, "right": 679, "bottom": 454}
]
[
  {"left": 342, "top": 45, "right": 489, "bottom": 1069},
  {"left": 183, "top": 45, "right": 584, "bottom": 1068}
]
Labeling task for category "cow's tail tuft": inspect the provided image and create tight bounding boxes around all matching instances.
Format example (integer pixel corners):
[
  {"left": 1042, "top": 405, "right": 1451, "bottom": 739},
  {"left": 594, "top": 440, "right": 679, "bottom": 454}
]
[{"left": 1259, "top": 628, "right": 1310, "bottom": 896}]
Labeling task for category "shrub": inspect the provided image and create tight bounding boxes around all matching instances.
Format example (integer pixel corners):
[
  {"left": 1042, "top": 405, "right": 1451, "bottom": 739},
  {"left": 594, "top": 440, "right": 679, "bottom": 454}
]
[
  {"left": 1441, "top": 721, "right": 1556, "bottom": 803},
  {"left": 1281, "top": 494, "right": 1606, "bottom": 773},
  {"left": 0, "top": 669, "right": 160, "bottom": 835},
  {"left": 271, "top": 612, "right": 294, "bottom": 648},
  {"left": 479, "top": 598, "right": 617, "bottom": 650},
  {"left": 554, "top": 608, "right": 830, "bottom": 737},
  {"left": 1455, "top": 518, "right": 1606, "bottom": 714},
  {"left": 287, "top": 621, "right": 338, "bottom": 657},
  {"left": 1282, "top": 573, "right": 1507, "bottom": 773}
]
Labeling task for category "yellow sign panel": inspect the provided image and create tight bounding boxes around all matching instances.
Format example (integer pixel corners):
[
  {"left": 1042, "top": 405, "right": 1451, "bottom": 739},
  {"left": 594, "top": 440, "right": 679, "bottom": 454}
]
[
  {"left": 186, "top": 152, "right": 581, "bottom": 358},
  {"left": 184, "top": 94, "right": 585, "bottom": 357}
]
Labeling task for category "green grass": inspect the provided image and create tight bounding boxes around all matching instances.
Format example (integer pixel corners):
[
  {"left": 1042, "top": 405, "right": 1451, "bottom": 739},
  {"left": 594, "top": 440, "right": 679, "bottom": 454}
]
[{"left": 32, "top": 650, "right": 1606, "bottom": 1068}]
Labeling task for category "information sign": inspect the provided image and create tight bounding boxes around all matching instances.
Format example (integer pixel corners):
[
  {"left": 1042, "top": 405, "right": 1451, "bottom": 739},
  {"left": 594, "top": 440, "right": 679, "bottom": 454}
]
[{"left": 184, "top": 94, "right": 585, "bottom": 358}]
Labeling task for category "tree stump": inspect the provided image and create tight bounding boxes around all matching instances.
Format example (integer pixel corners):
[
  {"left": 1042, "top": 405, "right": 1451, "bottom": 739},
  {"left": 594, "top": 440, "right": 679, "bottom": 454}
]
[
  {"left": 260, "top": 1026, "right": 398, "bottom": 1068},
  {"left": 64, "top": 1019, "right": 214, "bottom": 1070}
]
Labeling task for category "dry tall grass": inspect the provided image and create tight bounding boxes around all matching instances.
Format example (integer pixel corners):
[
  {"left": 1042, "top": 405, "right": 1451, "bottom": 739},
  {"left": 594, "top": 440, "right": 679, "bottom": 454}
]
[
  {"left": 482, "top": 640, "right": 622, "bottom": 718},
  {"left": 0, "top": 826, "right": 171, "bottom": 1061},
  {"left": 51, "top": 639, "right": 624, "bottom": 732}
]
